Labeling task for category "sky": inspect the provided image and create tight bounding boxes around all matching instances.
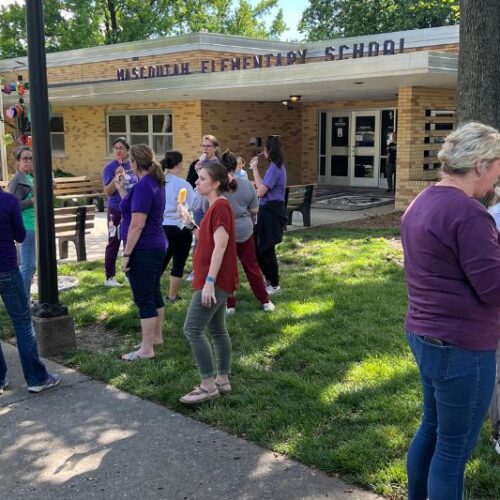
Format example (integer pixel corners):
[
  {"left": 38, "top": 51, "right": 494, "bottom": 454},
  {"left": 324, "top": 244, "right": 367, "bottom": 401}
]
[
  {"left": 257, "top": 0, "right": 310, "bottom": 41},
  {"left": 0, "top": 0, "right": 310, "bottom": 41}
]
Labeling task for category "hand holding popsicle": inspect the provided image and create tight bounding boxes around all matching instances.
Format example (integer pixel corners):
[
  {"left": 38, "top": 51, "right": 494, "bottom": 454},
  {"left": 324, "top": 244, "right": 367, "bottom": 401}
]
[{"left": 177, "top": 187, "right": 187, "bottom": 204}]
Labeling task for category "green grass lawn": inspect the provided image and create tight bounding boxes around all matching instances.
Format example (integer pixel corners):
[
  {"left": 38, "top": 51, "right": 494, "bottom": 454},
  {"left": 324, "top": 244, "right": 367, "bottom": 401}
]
[{"left": 2, "top": 225, "right": 499, "bottom": 499}]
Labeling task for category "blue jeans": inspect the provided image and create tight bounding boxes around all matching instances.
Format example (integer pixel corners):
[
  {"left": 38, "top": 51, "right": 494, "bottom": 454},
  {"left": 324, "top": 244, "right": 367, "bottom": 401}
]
[
  {"left": 20, "top": 229, "right": 36, "bottom": 296},
  {"left": 406, "top": 332, "right": 496, "bottom": 500},
  {"left": 0, "top": 268, "right": 48, "bottom": 386},
  {"left": 127, "top": 249, "right": 166, "bottom": 319}
]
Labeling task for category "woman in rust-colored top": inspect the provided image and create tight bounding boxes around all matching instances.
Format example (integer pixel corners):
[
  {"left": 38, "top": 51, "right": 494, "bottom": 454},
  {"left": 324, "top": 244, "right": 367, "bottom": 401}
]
[{"left": 177, "top": 161, "right": 238, "bottom": 405}]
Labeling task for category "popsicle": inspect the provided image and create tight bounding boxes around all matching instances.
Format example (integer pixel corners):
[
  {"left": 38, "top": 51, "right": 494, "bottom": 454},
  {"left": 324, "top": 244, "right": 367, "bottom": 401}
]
[{"left": 177, "top": 187, "right": 187, "bottom": 204}]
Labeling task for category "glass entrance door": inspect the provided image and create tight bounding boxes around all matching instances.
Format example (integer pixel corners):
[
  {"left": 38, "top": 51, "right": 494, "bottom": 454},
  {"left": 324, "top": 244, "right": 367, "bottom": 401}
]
[
  {"left": 350, "top": 111, "right": 380, "bottom": 187},
  {"left": 325, "top": 112, "right": 350, "bottom": 186},
  {"left": 324, "top": 111, "right": 380, "bottom": 187}
]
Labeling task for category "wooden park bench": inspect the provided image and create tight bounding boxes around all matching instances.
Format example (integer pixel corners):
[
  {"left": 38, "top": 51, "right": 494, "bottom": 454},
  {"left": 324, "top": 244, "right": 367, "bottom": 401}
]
[
  {"left": 54, "top": 176, "right": 105, "bottom": 212},
  {"left": 54, "top": 204, "right": 96, "bottom": 261},
  {"left": 285, "top": 184, "right": 315, "bottom": 227}
]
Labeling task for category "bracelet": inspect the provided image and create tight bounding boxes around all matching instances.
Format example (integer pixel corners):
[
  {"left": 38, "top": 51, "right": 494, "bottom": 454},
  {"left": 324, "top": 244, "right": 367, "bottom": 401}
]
[{"left": 205, "top": 275, "right": 216, "bottom": 284}]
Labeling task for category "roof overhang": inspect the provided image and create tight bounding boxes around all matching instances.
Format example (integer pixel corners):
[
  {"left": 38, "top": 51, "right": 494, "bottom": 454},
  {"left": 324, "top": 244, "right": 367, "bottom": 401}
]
[{"left": 3, "top": 50, "right": 457, "bottom": 107}]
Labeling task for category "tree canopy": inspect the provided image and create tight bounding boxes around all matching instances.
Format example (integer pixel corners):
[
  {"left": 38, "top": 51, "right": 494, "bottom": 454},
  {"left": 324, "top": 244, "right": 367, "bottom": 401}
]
[
  {"left": 298, "top": 0, "right": 460, "bottom": 41},
  {"left": 0, "top": 0, "right": 286, "bottom": 59}
]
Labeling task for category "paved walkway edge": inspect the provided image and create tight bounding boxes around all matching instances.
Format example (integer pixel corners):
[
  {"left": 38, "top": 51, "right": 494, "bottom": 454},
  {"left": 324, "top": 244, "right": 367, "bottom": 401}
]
[{"left": 0, "top": 341, "right": 382, "bottom": 500}]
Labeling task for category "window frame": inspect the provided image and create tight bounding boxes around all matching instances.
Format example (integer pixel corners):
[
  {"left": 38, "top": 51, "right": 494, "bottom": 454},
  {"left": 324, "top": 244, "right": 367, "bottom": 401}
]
[
  {"left": 105, "top": 110, "right": 173, "bottom": 158},
  {"left": 50, "top": 114, "right": 65, "bottom": 156}
]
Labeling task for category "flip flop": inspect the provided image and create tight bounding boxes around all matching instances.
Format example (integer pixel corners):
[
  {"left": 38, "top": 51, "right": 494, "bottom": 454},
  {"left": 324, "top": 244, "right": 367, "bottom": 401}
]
[
  {"left": 180, "top": 386, "right": 220, "bottom": 405},
  {"left": 121, "top": 351, "right": 155, "bottom": 361},
  {"left": 133, "top": 342, "right": 163, "bottom": 350}
]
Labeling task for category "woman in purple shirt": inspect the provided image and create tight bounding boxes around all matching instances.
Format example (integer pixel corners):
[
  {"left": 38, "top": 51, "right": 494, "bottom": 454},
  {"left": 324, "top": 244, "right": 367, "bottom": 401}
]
[
  {"left": 0, "top": 188, "right": 59, "bottom": 394},
  {"left": 401, "top": 122, "right": 500, "bottom": 500},
  {"left": 115, "top": 145, "right": 167, "bottom": 361},
  {"left": 102, "top": 137, "right": 138, "bottom": 288},
  {"left": 250, "top": 135, "right": 287, "bottom": 295}
]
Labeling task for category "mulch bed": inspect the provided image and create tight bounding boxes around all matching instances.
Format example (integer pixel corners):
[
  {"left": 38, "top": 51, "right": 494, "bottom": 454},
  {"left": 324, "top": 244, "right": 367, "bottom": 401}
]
[{"left": 332, "top": 211, "right": 404, "bottom": 229}]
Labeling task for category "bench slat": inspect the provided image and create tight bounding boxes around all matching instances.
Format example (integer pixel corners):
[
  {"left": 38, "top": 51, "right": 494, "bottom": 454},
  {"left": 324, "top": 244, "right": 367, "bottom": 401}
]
[{"left": 55, "top": 222, "right": 95, "bottom": 233}]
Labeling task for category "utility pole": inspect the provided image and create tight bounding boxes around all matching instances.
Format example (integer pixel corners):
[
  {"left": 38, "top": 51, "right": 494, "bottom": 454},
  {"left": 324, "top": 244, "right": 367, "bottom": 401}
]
[{"left": 25, "top": 0, "right": 76, "bottom": 355}]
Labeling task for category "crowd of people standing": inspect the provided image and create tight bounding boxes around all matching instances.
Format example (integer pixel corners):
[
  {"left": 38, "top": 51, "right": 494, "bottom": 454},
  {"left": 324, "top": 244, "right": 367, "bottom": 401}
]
[
  {"left": 4, "top": 121, "right": 500, "bottom": 497},
  {"left": 97, "top": 134, "right": 287, "bottom": 403}
]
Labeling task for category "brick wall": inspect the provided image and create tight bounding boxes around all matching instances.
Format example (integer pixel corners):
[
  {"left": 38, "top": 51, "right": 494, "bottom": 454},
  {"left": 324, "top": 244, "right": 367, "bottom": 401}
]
[
  {"left": 48, "top": 101, "right": 201, "bottom": 177},
  {"left": 200, "top": 100, "right": 303, "bottom": 184},
  {"left": 395, "top": 87, "right": 456, "bottom": 210}
]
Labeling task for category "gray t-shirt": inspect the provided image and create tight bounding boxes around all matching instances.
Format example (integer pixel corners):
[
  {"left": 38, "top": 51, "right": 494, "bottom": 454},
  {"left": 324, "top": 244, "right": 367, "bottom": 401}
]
[
  {"left": 225, "top": 179, "right": 259, "bottom": 242},
  {"left": 202, "top": 179, "right": 258, "bottom": 242}
]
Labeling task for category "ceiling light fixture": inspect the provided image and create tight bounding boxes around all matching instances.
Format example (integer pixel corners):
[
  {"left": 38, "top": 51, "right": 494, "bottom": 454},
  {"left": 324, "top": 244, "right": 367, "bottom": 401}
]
[
  {"left": 281, "top": 99, "right": 290, "bottom": 106},
  {"left": 290, "top": 95, "right": 301, "bottom": 102}
]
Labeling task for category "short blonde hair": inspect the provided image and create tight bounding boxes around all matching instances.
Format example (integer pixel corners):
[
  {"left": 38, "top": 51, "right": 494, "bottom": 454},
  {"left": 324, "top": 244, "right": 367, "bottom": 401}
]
[{"left": 438, "top": 121, "right": 500, "bottom": 175}]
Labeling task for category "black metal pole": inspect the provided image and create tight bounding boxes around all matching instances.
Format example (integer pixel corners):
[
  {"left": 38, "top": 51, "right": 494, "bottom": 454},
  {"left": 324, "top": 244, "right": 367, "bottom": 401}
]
[{"left": 25, "top": 0, "right": 65, "bottom": 316}]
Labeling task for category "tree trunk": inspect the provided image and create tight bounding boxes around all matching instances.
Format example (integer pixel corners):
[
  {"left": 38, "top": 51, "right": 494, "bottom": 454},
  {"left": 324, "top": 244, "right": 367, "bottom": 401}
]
[{"left": 457, "top": 0, "right": 500, "bottom": 128}]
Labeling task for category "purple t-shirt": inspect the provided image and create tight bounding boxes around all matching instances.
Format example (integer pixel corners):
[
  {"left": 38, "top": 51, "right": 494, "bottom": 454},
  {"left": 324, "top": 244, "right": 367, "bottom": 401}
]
[
  {"left": 120, "top": 174, "right": 167, "bottom": 252},
  {"left": 102, "top": 160, "right": 138, "bottom": 210},
  {"left": 0, "top": 190, "right": 26, "bottom": 273},
  {"left": 401, "top": 185, "right": 500, "bottom": 351},
  {"left": 260, "top": 162, "right": 286, "bottom": 204}
]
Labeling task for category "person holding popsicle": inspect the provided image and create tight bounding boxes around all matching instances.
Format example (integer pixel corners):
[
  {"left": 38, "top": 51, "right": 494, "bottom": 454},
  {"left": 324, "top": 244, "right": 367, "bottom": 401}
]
[{"left": 160, "top": 151, "right": 201, "bottom": 302}]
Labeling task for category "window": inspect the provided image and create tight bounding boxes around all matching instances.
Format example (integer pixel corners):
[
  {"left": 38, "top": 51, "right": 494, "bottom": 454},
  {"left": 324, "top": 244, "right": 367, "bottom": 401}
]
[
  {"left": 50, "top": 115, "right": 65, "bottom": 152},
  {"left": 107, "top": 111, "right": 173, "bottom": 155}
]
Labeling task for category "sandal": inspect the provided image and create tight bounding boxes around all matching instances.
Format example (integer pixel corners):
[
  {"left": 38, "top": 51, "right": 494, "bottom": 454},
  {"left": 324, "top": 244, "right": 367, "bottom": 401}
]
[
  {"left": 121, "top": 351, "right": 155, "bottom": 361},
  {"left": 180, "top": 385, "right": 220, "bottom": 405},
  {"left": 215, "top": 382, "right": 232, "bottom": 394},
  {"left": 133, "top": 341, "right": 162, "bottom": 350}
]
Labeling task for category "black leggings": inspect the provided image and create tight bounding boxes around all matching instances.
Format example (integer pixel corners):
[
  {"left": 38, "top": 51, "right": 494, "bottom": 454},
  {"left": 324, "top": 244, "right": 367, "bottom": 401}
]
[
  {"left": 255, "top": 245, "right": 279, "bottom": 287},
  {"left": 161, "top": 226, "right": 193, "bottom": 277}
]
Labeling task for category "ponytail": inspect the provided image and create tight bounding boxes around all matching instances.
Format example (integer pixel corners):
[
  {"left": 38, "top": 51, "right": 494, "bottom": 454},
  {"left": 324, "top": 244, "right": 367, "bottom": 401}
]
[
  {"left": 130, "top": 144, "right": 165, "bottom": 185},
  {"left": 265, "top": 135, "right": 284, "bottom": 167},
  {"left": 161, "top": 150, "right": 183, "bottom": 171}
]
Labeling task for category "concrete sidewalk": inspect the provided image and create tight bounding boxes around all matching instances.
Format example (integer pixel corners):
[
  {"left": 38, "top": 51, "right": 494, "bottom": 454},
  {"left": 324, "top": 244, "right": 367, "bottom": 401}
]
[{"left": 0, "top": 343, "right": 381, "bottom": 500}]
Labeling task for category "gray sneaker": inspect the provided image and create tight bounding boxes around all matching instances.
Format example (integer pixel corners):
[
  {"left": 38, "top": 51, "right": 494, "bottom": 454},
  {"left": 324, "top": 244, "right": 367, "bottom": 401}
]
[
  {"left": 0, "top": 379, "right": 9, "bottom": 395},
  {"left": 28, "top": 374, "right": 61, "bottom": 394}
]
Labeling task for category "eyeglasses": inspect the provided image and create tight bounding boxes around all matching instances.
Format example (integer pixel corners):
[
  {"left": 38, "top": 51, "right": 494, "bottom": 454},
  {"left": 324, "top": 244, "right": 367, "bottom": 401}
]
[
  {"left": 114, "top": 146, "right": 127, "bottom": 151},
  {"left": 20, "top": 156, "right": 33, "bottom": 161}
]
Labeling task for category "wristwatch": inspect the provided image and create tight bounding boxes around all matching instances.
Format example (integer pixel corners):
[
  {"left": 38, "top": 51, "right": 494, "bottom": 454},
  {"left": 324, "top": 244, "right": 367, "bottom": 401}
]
[
  {"left": 205, "top": 275, "right": 216, "bottom": 284},
  {"left": 123, "top": 253, "right": 131, "bottom": 258},
  {"left": 186, "top": 222, "right": 198, "bottom": 232}
]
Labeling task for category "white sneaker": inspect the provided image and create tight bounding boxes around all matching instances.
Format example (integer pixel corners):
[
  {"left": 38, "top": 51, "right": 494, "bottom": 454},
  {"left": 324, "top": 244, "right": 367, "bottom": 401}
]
[
  {"left": 266, "top": 285, "right": 281, "bottom": 295},
  {"left": 263, "top": 301, "right": 275, "bottom": 312},
  {"left": 185, "top": 271, "right": 194, "bottom": 282},
  {"left": 0, "top": 378, "right": 8, "bottom": 395},
  {"left": 104, "top": 277, "right": 123, "bottom": 288},
  {"left": 226, "top": 307, "right": 235, "bottom": 315},
  {"left": 28, "top": 373, "right": 60, "bottom": 393}
]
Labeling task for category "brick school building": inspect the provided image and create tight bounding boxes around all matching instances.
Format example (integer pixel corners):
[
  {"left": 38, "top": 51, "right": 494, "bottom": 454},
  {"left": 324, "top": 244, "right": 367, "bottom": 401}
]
[{"left": 0, "top": 25, "right": 459, "bottom": 209}]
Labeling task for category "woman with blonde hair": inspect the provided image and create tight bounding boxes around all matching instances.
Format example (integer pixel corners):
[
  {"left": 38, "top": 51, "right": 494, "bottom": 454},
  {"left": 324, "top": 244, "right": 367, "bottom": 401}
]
[
  {"left": 402, "top": 122, "right": 500, "bottom": 499},
  {"left": 116, "top": 144, "right": 167, "bottom": 361}
]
